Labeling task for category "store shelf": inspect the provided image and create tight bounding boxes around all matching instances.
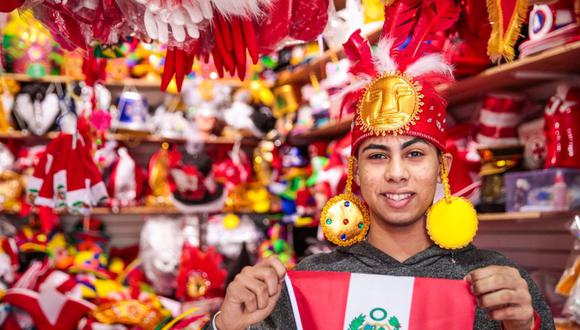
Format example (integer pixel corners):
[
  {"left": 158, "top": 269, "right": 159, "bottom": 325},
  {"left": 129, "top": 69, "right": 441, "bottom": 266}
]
[
  {"left": 288, "top": 115, "right": 354, "bottom": 146},
  {"left": 0, "top": 73, "right": 251, "bottom": 88},
  {"left": 0, "top": 131, "right": 259, "bottom": 147},
  {"left": 478, "top": 210, "right": 579, "bottom": 222},
  {"left": 276, "top": 22, "right": 384, "bottom": 86},
  {"left": 21, "top": 205, "right": 280, "bottom": 217},
  {"left": 439, "top": 40, "right": 580, "bottom": 106}
]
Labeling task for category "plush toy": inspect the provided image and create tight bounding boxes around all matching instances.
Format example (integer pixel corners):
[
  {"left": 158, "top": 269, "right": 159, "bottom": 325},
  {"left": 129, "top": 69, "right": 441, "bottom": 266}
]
[{"left": 140, "top": 216, "right": 184, "bottom": 297}]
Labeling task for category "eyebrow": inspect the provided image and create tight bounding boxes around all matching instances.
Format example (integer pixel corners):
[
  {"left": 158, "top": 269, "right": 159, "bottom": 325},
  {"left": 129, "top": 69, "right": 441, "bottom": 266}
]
[
  {"left": 401, "top": 138, "right": 427, "bottom": 149},
  {"left": 361, "top": 138, "right": 428, "bottom": 153}
]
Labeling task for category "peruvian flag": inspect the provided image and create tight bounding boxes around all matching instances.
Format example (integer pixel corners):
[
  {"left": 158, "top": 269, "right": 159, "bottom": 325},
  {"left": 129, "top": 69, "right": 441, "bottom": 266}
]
[{"left": 285, "top": 271, "right": 476, "bottom": 330}]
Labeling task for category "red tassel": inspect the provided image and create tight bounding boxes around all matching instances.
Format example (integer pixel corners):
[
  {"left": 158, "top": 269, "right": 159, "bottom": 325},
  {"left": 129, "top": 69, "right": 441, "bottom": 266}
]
[
  {"left": 175, "top": 49, "right": 185, "bottom": 92},
  {"left": 241, "top": 18, "right": 259, "bottom": 64},
  {"left": 161, "top": 48, "right": 176, "bottom": 91},
  {"left": 231, "top": 17, "right": 247, "bottom": 80},
  {"left": 213, "top": 17, "right": 235, "bottom": 72},
  {"left": 212, "top": 48, "right": 225, "bottom": 78},
  {"left": 218, "top": 14, "right": 233, "bottom": 52}
]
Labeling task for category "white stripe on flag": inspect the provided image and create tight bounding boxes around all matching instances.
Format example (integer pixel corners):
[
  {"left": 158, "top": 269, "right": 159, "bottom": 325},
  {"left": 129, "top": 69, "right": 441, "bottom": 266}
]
[
  {"left": 343, "top": 274, "right": 415, "bottom": 329},
  {"left": 284, "top": 274, "right": 304, "bottom": 330}
]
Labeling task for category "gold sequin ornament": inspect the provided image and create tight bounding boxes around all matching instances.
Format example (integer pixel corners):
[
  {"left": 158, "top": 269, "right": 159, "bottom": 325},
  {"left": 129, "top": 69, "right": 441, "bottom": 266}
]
[
  {"left": 357, "top": 73, "right": 424, "bottom": 136},
  {"left": 321, "top": 157, "right": 370, "bottom": 246},
  {"left": 426, "top": 155, "right": 478, "bottom": 249}
]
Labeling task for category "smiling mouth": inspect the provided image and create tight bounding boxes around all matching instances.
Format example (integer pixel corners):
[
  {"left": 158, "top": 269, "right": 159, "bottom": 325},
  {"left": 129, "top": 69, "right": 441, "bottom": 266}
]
[{"left": 381, "top": 193, "right": 415, "bottom": 201}]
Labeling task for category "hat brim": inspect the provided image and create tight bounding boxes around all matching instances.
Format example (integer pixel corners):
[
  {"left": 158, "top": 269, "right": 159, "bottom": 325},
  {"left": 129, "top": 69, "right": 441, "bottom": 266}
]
[{"left": 170, "top": 184, "right": 226, "bottom": 213}]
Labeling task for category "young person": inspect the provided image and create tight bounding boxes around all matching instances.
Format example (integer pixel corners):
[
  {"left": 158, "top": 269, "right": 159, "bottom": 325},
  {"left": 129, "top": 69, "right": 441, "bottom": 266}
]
[{"left": 205, "top": 1, "right": 555, "bottom": 328}]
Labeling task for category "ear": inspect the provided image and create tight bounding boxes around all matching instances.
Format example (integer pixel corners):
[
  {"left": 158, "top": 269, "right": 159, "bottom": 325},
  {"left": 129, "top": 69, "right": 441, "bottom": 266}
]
[
  {"left": 437, "top": 152, "right": 453, "bottom": 184},
  {"left": 353, "top": 157, "right": 361, "bottom": 187}
]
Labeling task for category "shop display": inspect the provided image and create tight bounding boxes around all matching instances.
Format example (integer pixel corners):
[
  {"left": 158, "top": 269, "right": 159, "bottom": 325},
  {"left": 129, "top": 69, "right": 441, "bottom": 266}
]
[
  {"left": 1, "top": 0, "right": 580, "bottom": 328},
  {"left": 478, "top": 145, "right": 525, "bottom": 212},
  {"left": 505, "top": 168, "right": 580, "bottom": 212},
  {"left": 519, "top": 0, "right": 580, "bottom": 58}
]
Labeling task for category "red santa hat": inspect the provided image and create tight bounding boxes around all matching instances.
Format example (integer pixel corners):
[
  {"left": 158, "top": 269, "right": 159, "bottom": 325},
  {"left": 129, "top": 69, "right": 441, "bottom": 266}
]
[
  {"left": 476, "top": 93, "right": 525, "bottom": 148},
  {"left": 107, "top": 147, "right": 148, "bottom": 206}
]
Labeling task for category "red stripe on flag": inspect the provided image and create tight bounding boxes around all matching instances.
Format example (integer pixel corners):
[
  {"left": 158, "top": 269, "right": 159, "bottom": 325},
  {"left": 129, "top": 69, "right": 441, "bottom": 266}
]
[
  {"left": 408, "top": 277, "right": 476, "bottom": 330},
  {"left": 287, "top": 270, "right": 351, "bottom": 329}
]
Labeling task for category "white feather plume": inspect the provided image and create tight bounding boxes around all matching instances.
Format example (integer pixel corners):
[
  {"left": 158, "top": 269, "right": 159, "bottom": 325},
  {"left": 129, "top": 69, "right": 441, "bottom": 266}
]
[
  {"left": 372, "top": 38, "right": 398, "bottom": 74},
  {"left": 209, "top": 0, "right": 272, "bottom": 18},
  {"left": 404, "top": 54, "right": 453, "bottom": 79}
]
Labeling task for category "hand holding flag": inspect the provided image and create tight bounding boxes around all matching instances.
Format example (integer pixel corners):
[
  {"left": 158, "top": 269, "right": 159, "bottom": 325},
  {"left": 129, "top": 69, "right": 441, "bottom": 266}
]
[
  {"left": 466, "top": 265, "right": 536, "bottom": 330},
  {"left": 216, "top": 256, "right": 287, "bottom": 330}
]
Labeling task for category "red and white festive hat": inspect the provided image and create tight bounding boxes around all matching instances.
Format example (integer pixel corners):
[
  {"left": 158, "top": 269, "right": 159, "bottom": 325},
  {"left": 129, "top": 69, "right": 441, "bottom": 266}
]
[
  {"left": 476, "top": 93, "right": 525, "bottom": 147},
  {"left": 4, "top": 265, "right": 94, "bottom": 330}
]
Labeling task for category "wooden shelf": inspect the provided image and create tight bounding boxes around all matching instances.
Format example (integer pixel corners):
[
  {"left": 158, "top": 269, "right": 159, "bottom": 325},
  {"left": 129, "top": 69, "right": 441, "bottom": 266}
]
[
  {"left": 0, "top": 131, "right": 258, "bottom": 147},
  {"left": 21, "top": 205, "right": 279, "bottom": 216},
  {"left": 0, "top": 73, "right": 251, "bottom": 88},
  {"left": 439, "top": 40, "right": 580, "bottom": 106},
  {"left": 478, "top": 210, "right": 579, "bottom": 222},
  {"left": 277, "top": 22, "right": 383, "bottom": 86},
  {"left": 288, "top": 115, "right": 354, "bottom": 146}
]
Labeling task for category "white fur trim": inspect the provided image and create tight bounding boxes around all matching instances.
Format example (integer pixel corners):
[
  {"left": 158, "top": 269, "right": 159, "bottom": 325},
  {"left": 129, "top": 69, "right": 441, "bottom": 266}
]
[
  {"left": 210, "top": 0, "right": 271, "bottom": 18},
  {"left": 404, "top": 54, "right": 453, "bottom": 79},
  {"left": 35, "top": 196, "right": 55, "bottom": 208},
  {"left": 372, "top": 38, "right": 398, "bottom": 74},
  {"left": 476, "top": 134, "right": 519, "bottom": 147},
  {"left": 27, "top": 176, "right": 43, "bottom": 193},
  {"left": 90, "top": 182, "right": 109, "bottom": 205},
  {"left": 479, "top": 110, "right": 520, "bottom": 127}
]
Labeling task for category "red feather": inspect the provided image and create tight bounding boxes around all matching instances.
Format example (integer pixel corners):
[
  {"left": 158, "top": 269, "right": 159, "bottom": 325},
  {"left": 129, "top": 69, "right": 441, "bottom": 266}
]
[
  {"left": 383, "top": 0, "right": 422, "bottom": 50},
  {"left": 342, "top": 30, "right": 378, "bottom": 77},
  {"left": 401, "top": 0, "right": 461, "bottom": 64}
]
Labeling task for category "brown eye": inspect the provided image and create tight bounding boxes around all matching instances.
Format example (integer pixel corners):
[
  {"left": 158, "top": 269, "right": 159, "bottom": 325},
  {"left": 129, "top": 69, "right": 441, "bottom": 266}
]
[
  {"left": 368, "top": 153, "right": 387, "bottom": 160},
  {"left": 408, "top": 151, "right": 424, "bottom": 158}
]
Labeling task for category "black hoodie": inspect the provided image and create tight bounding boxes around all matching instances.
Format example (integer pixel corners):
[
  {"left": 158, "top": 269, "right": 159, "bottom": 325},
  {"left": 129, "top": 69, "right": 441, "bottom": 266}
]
[{"left": 248, "top": 241, "right": 555, "bottom": 329}]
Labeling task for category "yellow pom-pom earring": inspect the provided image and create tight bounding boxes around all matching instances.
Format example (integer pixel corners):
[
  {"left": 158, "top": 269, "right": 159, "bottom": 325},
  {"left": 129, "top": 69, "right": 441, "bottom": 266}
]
[
  {"left": 426, "top": 154, "right": 478, "bottom": 249},
  {"left": 320, "top": 157, "right": 370, "bottom": 246}
]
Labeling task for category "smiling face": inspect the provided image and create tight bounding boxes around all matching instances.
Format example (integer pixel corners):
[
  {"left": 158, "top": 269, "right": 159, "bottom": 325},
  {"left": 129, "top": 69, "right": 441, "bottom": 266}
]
[{"left": 354, "top": 135, "right": 447, "bottom": 228}]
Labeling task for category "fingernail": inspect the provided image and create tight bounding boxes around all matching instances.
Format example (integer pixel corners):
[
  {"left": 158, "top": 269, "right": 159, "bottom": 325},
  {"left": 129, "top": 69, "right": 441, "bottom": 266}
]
[{"left": 464, "top": 274, "right": 471, "bottom": 282}]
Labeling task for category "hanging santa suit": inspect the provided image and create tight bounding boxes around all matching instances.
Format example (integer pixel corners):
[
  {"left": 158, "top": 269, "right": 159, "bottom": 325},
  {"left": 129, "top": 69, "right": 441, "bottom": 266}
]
[{"left": 27, "top": 131, "right": 108, "bottom": 215}]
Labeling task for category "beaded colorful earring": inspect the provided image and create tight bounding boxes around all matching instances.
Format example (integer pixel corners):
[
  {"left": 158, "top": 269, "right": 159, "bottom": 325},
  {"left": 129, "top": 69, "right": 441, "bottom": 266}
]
[{"left": 320, "top": 157, "right": 370, "bottom": 246}]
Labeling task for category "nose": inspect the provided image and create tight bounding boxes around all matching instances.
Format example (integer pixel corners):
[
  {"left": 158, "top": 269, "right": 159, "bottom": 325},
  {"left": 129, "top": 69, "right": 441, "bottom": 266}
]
[{"left": 383, "top": 156, "right": 409, "bottom": 184}]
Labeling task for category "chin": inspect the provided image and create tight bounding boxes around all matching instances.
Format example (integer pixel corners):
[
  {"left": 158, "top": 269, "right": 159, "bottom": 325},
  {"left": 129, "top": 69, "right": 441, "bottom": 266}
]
[{"left": 372, "top": 209, "right": 426, "bottom": 228}]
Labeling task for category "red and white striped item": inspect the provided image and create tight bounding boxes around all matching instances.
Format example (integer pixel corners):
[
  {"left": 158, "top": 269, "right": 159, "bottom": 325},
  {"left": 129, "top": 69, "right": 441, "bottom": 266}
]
[
  {"left": 477, "top": 94, "right": 525, "bottom": 147},
  {"left": 285, "top": 270, "right": 476, "bottom": 330}
]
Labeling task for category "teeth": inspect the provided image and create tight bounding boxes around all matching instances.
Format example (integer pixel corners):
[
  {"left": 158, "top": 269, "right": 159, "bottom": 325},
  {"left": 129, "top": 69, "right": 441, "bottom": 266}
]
[{"left": 385, "top": 193, "right": 412, "bottom": 201}]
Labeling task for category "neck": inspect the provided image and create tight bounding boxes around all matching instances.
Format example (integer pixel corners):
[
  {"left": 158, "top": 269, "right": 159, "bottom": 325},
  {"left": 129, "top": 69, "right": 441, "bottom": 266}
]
[{"left": 366, "top": 215, "right": 432, "bottom": 263}]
